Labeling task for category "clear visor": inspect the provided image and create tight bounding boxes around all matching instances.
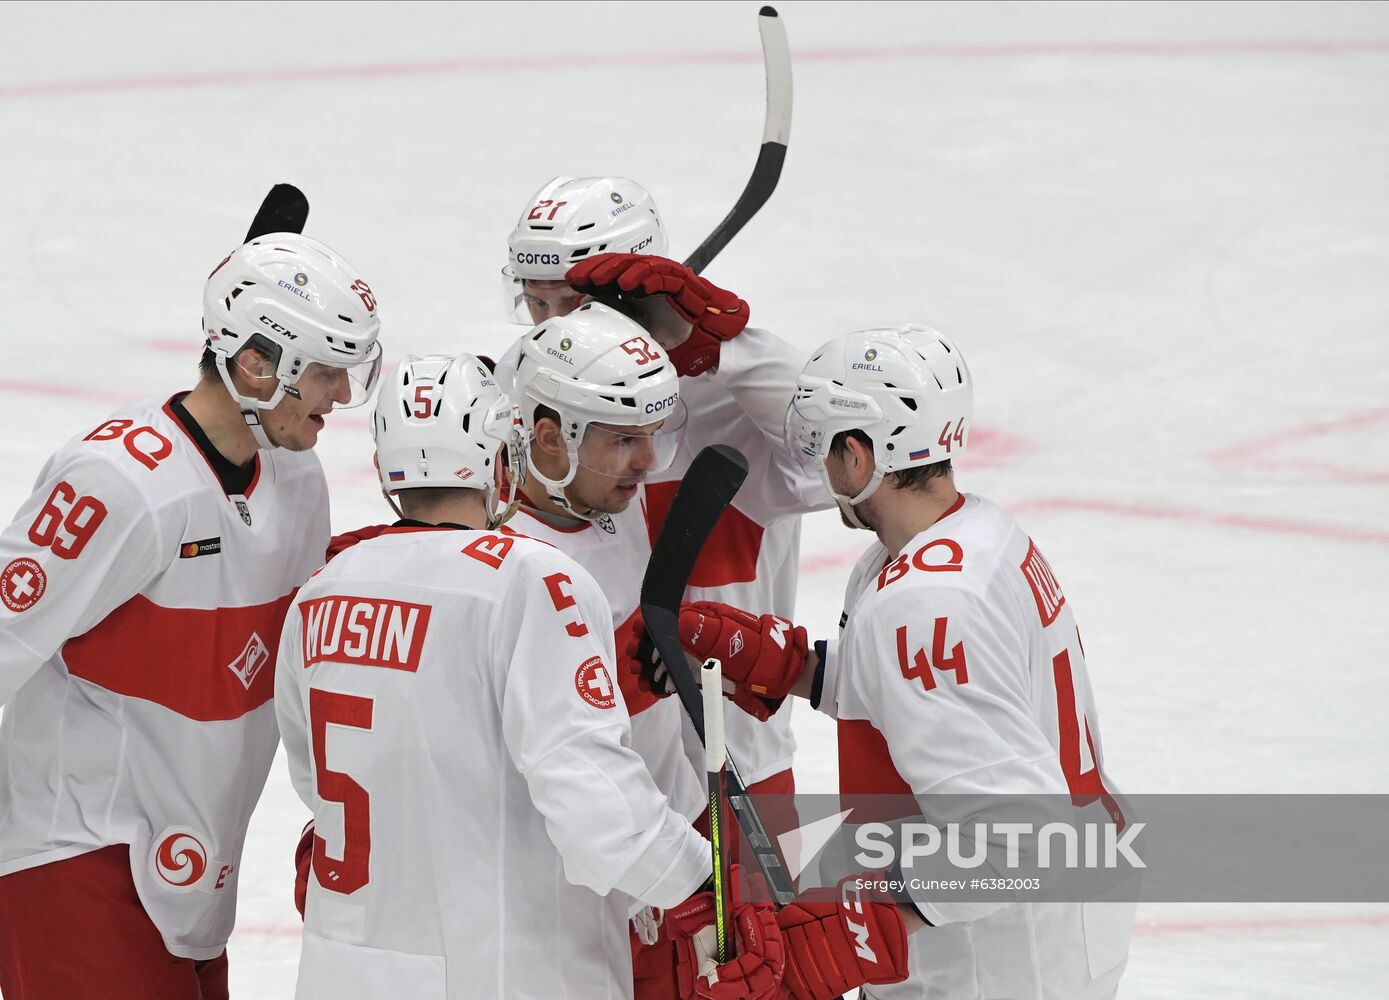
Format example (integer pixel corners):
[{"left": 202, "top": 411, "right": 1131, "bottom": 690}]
[
  {"left": 500, "top": 267, "right": 585, "bottom": 326},
  {"left": 276, "top": 341, "right": 383, "bottom": 410},
  {"left": 784, "top": 396, "right": 829, "bottom": 473},
  {"left": 574, "top": 399, "right": 688, "bottom": 480}
]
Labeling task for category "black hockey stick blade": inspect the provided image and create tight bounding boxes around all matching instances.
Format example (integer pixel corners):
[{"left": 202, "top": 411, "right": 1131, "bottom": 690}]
[
  {"left": 244, "top": 183, "right": 309, "bottom": 242},
  {"left": 640, "top": 444, "right": 797, "bottom": 905},
  {"left": 682, "top": 6, "right": 792, "bottom": 275}
]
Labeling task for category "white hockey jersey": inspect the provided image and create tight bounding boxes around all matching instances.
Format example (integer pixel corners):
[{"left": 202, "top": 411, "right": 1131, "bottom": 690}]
[
  {"left": 817, "top": 494, "right": 1134, "bottom": 1000},
  {"left": 504, "top": 496, "right": 706, "bottom": 824},
  {"left": 275, "top": 525, "right": 710, "bottom": 1000},
  {"left": 647, "top": 327, "right": 829, "bottom": 787},
  {"left": 0, "top": 395, "right": 328, "bottom": 959}
]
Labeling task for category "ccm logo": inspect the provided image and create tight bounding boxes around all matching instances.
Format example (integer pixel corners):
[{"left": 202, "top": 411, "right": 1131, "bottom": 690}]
[
  {"left": 514, "top": 251, "right": 561, "bottom": 266},
  {"left": 644, "top": 393, "right": 678, "bottom": 415},
  {"left": 628, "top": 235, "right": 653, "bottom": 253},
  {"left": 840, "top": 881, "right": 879, "bottom": 963},
  {"left": 258, "top": 314, "right": 298, "bottom": 340}
]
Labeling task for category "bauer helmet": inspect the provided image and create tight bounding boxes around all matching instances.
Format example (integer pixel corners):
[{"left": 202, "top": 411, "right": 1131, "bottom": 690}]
[
  {"left": 371, "top": 353, "right": 525, "bottom": 528},
  {"left": 787, "top": 326, "right": 972, "bottom": 527},
  {"left": 203, "top": 232, "right": 383, "bottom": 448},
  {"left": 502, "top": 176, "right": 668, "bottom": 323},
  {"left": 513, "top": 301, "right": 686, "bottom": 517}
]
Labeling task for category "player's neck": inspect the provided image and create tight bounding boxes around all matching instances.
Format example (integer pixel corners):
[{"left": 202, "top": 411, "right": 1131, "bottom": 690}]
[
  {"left": 399, "top": 492, "right": 491, "bottom": 530},
  {"left": 873, "top": 481, "right": 962, "bottom": 556},
  {"left": 181, "top": 377, "right": 261, "bottom": 467}
]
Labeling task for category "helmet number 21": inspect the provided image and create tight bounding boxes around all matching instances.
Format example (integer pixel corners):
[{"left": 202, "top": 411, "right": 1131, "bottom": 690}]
[
  {"left": 938, "top": 418, "right": 966, "bottom": 453},
  {"left": 527, "top": 199, "right": 568, "bottom": 222}
]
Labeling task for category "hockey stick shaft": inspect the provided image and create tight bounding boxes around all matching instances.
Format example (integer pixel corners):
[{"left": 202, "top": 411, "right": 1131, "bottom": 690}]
[
  {"left": 640, "top": 445, "right": 796, "bottom": 906},
  {"left": 682, "top": 6, "right": 792, "bottom": 275},
  {"left": 703, "top": 658, "right": 732, "bottom": 961}
]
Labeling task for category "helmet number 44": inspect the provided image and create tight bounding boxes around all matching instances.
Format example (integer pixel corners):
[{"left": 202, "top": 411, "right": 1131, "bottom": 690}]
[{"left": 938, "top": 418, "right": 966, "bottom": 453}]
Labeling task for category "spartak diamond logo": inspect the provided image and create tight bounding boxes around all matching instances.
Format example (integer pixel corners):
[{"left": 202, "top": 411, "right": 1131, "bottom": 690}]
[{"left": 227, "top": 631, "right": 270, "bottom": 690}]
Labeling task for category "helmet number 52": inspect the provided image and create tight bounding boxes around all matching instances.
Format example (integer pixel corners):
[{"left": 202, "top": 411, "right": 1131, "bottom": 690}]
[
  {"left": 620, "top": 337, "right": 659, "bottom": 365},
  {"left": 938, "top": 418, "right": 966, "bottom": 453}
]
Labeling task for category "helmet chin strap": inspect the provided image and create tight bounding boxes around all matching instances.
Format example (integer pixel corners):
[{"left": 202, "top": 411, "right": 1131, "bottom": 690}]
[
  {"left": 214, "top": 354, "right": 285, "bottom": 452},
  {"left": 823, "top": 464, "right": 885, "bottom": 531},
  {"left": 527, "top": 440, "right": 605, "bottom": 522}
]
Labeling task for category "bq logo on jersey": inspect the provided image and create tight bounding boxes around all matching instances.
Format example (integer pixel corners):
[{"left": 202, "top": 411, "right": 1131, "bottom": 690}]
[{"left": 300, "top": 595, "right": 432, "bottom": 672}]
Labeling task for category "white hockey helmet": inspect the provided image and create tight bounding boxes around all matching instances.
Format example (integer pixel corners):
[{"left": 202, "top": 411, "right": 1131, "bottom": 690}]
[
  {"left": 787, "top": 326, "right": 972, "bottom": 526},
  {"left": 514, "top": 301, "right": 686, "bottom": 516},
  {"left": 371, "top": 353, "right": 525, "bottom": 528},
  {"left": 203, "top": 232, "right": 383, "bottom": 448},
  {"left": 502, "top": 176, "right": 668, "bottom": 323}
]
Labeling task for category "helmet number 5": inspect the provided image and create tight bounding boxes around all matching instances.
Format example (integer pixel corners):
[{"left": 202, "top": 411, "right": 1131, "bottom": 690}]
[
  {"left": 938, "top": 418, "right": 966, "bottom": 453},
  {"left": 412, "top": 385, "right": 434, "bottom": 419}
]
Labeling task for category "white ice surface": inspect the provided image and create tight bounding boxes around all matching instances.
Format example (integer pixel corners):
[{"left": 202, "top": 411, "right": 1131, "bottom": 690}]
[{"left": 2, "top": 1, "right": 1387, "bottom": 996}]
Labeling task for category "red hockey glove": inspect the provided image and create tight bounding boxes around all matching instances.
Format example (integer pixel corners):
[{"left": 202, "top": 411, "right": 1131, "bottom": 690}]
[
  {"left": 293, "top": 821, "right": 314, "bottom": 919},
  {"left": 566, "top": 253, "right": 750, "bottom": 377},
  {"left": 678, "top": 602, "right": 807, "bottom": 721},
  {"left": 667, "top": 865, "right": 785, "bottom": 1000},
  {"left": 777, "top": 877, "right": 911, "bottom": 1000},
  {"left": 622, "top": 610, "right": 677, "bottom": 699}
]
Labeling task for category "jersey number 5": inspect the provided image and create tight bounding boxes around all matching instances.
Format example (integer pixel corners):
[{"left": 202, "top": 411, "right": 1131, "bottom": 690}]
[{"left": 310, "top": 688, "right": 373, "bottom": 895}]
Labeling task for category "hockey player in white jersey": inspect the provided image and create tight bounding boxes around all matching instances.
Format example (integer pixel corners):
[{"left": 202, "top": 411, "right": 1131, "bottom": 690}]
[
  {"left": 502, "top": 172, "right": 825, "bottom": 877},
  {"left": 496, "top": 293, "right": 907, "bottom": 1000},
  {"left": 661, "top": 327, "right": 1136, "bottom": 999},
  {"left": 0, "top": 232, "right": 383, "bottom": 999},
  {"left": 275, "top": 354, "right": 784, "bottom": 1000}
]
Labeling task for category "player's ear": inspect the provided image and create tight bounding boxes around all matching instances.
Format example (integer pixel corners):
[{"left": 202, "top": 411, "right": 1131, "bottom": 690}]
[
  {"left": 532, "top": 416, "right": 566, "bottom": 458},
  {"left": 848, "top": 434, "right": 876, "bottom": 487}
]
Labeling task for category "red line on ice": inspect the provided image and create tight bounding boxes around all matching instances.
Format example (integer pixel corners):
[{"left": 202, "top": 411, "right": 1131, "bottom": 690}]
[
  {"left": 5, "top": 40, "right": 1389, "bottom": 100},
  {"left": 1011, "top": 497, "right": 1389, "bottom": 546},
  {"left": 1207, "top": 404, "right": 1389, "bottom": 463},
  {"left": 0, "top": 379, "right": 136, "bottom": 404}
]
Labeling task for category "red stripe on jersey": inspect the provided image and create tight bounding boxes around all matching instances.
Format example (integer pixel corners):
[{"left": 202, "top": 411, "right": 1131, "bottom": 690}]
[
  {"left": 62, "top": 592, "right": 295, "bottom": 720},
  {"left": 614, "top": 609, "right": 661, "bottom": 716},
  {"left": 644, "top": 481, "right": 764, "bottom": 587},
  {"left": 837, "top": 719, "right": 918, "bottom": 822}
]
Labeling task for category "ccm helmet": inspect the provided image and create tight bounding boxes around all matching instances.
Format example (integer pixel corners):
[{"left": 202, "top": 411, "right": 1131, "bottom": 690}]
[
  {"left": 203, "top": 232, "right": 383, "bottom": 448},
  {"left": 371, "top": 353, "right": 525, "bottom": 528},
  {"left": 513, "top": 301, "right": 685, "bottom": 517},
  {"left": 502, "top": 177, "right": 668, "bottom": 323},
  {"left": 787, "top": 326, "right": 972, "bottom": 527}
]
